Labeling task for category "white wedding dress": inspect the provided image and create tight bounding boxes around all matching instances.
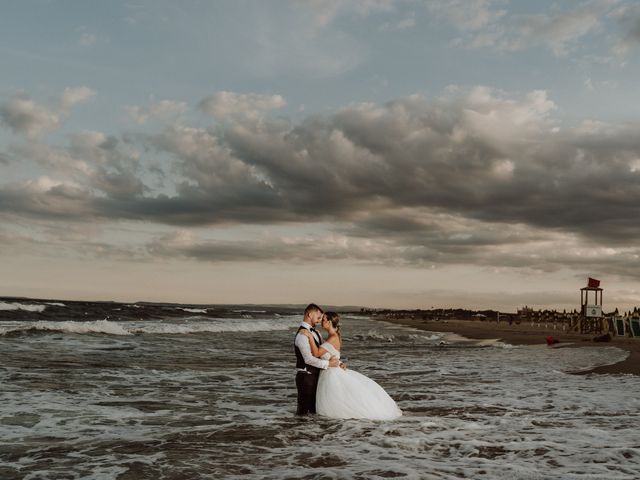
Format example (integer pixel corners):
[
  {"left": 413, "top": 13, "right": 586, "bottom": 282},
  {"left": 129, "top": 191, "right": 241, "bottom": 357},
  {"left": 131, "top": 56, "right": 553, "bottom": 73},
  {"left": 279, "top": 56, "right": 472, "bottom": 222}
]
[{"left": 316, "top": 343, "right": 402, "bottom": 420}]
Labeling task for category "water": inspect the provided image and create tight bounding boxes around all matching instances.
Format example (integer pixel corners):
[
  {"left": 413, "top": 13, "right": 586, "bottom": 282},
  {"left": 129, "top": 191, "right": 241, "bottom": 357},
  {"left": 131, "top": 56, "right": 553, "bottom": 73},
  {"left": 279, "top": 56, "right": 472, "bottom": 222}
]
[{"left": 1, "top": 299, "right": 640, "bottom": 479}]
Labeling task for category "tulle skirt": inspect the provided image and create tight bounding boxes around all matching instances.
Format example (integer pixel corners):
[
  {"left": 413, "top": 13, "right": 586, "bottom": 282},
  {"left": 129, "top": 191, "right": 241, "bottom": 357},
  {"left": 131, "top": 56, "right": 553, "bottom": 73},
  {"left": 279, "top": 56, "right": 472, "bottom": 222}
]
[{"left": 316, "top": 367, "right": 402, "bottom": 420}]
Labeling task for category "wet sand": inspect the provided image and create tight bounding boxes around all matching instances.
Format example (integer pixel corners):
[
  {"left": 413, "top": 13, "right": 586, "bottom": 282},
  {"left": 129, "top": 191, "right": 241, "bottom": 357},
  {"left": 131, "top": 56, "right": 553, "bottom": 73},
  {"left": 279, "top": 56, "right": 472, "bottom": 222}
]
[{"left": 377, "top": 317, "right": 640, "bottom": 375}]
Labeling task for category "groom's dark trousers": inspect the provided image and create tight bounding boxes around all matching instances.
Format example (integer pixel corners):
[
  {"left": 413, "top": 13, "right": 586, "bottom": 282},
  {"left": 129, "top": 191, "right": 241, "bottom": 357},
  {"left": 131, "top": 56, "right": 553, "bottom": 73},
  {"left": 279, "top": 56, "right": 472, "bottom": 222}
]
[
  {"left": 294, "top": 325, "right": 321, "bottom": 415},
  {"left": 295, "top": 368, "right": 320, "bottom": 415}
]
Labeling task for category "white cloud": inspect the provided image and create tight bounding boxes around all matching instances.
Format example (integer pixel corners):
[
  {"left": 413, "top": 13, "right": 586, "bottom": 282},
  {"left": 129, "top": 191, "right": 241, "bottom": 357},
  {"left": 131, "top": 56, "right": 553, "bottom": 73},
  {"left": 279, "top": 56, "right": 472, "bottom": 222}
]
[
  {"left": 79, "top": 32, "right": 97, "bottom": 47},
  {"left": 583, "top": 77, "right": 618, "bottom": 92},
  {"left": 509, "top": 7, "right": 603, "bottom": 57},
  {"left": 427, "top": 0, "right": 506, "bottom": 32},
  {"left": 126, "top": 99, "right": 189, "bottom": 124},
  {"left": 380, "top": 12, "right": 416, "bottom": 31},
  {"left": 492, "top": 159, "right": 514, "bottom": 179},
  {"left": 453, "top": 87, "right": 556, "bottom": 149},
  {"left": 432, "top": 0, "right": 619, "bottom": 57},
  {"left": 28, "top": 176, "right": 70, "bottom": 193},
  {"left": 301, "top": 0, "right": 396, "bottom": 28},
  {"left": 584, "top": 77, "right": 596, "bottom": 91},
  {"left": 60, "top": 87, "right": 96, "bottom": 111},
  {"left": 199, "top": 91, "right": 286, "bottom": 120}
]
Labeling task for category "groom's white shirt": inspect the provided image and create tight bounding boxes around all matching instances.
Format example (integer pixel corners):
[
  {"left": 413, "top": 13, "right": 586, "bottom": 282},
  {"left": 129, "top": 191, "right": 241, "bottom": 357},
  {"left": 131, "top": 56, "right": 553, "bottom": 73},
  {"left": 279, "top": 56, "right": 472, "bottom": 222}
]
[{"left": 295, "top": 322, "right": 329, "bottom": 370}]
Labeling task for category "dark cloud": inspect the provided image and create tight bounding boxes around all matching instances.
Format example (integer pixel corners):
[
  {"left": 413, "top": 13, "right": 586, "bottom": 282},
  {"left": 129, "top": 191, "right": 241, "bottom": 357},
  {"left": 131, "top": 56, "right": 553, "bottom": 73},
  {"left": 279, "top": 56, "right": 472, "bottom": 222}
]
[
  {"left": 0, "top": 223, "right": 142, "bottom": 261},
  {"left": 2, "top": 88, "right": 640, "bottom": 278},
  {"left": 145, "top": 231, "right": 374, "bottom": 263},
  {"left": 610, "top": 4, "right": 640, "bottom": 56},
  {"left": 0, "top": 94, "right": 59, "bottom": 138},
  {"left": 140, "top": 214, "right": 640, "bottom": 282},
  {"left": 629, "top": 18, "right": 640, "bottom": 42},
  {"left": 0, "top": 180, "right": 95, "bottom": 220},
  {"left": 197, "top": 91, "right": 640, "bottom": 246}
]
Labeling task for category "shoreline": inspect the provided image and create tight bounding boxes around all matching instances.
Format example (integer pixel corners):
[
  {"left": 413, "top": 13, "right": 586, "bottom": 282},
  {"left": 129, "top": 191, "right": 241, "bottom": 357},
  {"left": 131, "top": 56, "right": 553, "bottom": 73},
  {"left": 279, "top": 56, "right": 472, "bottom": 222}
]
[{"left": 376, "top": 317, "right": 640, "bottom": 375}]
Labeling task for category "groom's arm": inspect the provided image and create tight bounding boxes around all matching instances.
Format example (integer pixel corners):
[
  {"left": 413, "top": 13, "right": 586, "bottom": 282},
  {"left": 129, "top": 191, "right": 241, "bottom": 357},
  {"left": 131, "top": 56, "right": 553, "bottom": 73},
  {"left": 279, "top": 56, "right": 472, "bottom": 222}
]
[{"left": 294, "top": 333, "right": 329, "bottom": 370}]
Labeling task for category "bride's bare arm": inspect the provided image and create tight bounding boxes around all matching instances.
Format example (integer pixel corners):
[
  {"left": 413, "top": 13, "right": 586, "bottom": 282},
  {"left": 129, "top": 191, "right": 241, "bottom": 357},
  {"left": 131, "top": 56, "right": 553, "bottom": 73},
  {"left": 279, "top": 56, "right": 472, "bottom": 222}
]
[{"left": 300, "top": 330, "right": 327, "bottom": 358}]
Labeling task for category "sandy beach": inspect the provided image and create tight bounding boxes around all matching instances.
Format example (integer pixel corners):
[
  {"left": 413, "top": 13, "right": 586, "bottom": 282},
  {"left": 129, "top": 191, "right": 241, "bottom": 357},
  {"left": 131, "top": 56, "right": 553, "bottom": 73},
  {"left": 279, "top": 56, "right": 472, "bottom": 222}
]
[{"left": 377, "top": 317, "right": 640, "bottom": 375}]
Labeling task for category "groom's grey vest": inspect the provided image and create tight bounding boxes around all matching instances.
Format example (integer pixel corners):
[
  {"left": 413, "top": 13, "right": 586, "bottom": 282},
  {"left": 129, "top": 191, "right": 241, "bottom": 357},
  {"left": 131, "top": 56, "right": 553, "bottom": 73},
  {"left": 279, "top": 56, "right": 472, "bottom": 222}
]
[{"left": 294, "top": 326, "right": 321, "bottom": 374}]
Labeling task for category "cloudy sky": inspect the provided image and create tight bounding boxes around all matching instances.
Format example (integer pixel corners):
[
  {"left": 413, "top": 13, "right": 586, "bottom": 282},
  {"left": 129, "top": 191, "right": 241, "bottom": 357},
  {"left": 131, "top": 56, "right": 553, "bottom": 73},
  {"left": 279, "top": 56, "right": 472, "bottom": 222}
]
[{"left": 2, "top": 0, "right": 640, "bottom": 310}]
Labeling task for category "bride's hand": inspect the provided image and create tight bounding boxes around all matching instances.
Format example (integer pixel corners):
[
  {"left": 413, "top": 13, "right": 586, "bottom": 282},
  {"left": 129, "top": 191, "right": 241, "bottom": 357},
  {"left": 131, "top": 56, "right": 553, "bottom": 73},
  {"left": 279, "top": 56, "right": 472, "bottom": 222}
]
[{"left": 328, "top": 357, "right": 339, "bottom": 368}]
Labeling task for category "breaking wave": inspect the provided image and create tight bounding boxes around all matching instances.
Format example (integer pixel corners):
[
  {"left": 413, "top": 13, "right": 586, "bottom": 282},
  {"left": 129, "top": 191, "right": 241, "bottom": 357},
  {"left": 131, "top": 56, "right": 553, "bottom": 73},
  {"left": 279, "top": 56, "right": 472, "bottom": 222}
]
[
  {"left": 0, "top": 318, "right": 297, "bottom": 336},
  {"left": 0, "top": 301, "right": 47, "bottom": 312}
]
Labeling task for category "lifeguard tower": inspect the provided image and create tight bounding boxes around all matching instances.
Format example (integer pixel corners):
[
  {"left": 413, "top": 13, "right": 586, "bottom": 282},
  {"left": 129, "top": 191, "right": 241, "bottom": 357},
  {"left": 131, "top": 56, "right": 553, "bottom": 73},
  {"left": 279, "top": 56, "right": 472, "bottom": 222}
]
[{"left": 578, "top": 277, "right": 604, "bottom": 333}]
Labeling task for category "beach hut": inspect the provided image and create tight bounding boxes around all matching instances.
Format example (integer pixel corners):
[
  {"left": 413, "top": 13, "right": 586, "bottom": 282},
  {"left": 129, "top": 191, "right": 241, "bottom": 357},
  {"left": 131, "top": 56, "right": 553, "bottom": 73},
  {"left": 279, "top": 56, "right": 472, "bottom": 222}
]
[
  {"left": 629, "top": 311, "right": 640, "bottom": 338},
  {"left": 612, "top": 314, "right": 626, "bottom": 336}
]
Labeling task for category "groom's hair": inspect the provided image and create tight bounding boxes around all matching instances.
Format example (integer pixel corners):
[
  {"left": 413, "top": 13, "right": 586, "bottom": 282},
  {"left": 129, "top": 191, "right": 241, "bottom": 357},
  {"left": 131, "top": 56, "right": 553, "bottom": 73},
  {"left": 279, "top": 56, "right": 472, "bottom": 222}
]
[{"left": 304, "top": 303, "right": 323, "bottom": 318}]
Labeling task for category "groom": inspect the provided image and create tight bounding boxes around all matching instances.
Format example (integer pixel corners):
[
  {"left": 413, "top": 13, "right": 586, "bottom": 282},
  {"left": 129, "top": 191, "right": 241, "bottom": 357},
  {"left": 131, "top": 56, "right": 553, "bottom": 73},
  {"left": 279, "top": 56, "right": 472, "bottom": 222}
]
[{"left": 294, "top": 303, "right": 338, "bottom": 415}]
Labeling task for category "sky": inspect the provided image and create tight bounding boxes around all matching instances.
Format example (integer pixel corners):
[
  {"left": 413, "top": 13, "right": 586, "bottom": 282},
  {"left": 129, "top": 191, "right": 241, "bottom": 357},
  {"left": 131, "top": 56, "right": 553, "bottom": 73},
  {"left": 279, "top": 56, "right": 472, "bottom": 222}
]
[{"left": 2, "top": 0, "right": 640, "bottom": 311}]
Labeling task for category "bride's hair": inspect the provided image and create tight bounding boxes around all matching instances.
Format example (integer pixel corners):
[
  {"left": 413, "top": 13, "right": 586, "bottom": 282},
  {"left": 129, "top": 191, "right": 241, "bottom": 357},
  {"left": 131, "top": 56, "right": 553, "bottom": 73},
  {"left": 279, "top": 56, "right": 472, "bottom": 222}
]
[{"left": 325, "top": 312, "right": 341, "bottom": 338}]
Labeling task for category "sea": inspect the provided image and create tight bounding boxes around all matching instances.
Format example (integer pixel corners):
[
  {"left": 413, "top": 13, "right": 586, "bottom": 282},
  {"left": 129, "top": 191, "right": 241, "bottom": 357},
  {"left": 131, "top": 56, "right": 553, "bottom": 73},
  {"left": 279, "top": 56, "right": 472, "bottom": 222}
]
[{"left": 1, "top": 298, "right": 639, "bottom": 480}]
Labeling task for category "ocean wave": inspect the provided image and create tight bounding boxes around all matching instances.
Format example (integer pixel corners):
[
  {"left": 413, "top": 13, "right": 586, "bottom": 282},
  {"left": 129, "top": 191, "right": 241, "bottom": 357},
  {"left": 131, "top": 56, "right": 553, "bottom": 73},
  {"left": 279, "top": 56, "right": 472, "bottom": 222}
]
[
  {"left": 180, "top": 308, "right": 208, "bottom": 313},
  {"left": 0, "top": 320, "right": 130, "bottom": 336},
  {"left": 351, "top": 330, "right": 443, "bottom": 343},
  {"left": 406, "top": 333, "right": 443, "bottom": 343},
  {"left": 352, "top": 330, "right": 396, "bottom": 342},
  {"left": 129, "top": 320, "right": 292, "bottom": 334},
  {"left": 0, "top": 319, "right": 297, "bottom": 336},
  {"left": 436, "top": 333, "right": 505, "bottom": 348},
  {"left": 0, "top": 301, "right": 47, "bottom": 312}
]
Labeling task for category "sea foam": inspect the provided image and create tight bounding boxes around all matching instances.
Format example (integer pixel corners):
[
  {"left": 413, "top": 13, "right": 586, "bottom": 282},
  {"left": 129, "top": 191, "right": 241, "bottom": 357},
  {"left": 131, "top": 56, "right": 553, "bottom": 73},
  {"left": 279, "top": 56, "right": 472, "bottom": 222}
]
[
  {"left": 0, "top": 301, "right": 47, "bottom": 312},
  {"left": 129, "top": 320, "right": 294, "bottom": 335},
  {"left": 0, "top": 319, "right": 131, "bottom": 336},
  {"left": 0, "top": 318, "right": 298, "bottom": 336},
  {"left": 1, "top": 313, "right": 639, "bottom": 480}
]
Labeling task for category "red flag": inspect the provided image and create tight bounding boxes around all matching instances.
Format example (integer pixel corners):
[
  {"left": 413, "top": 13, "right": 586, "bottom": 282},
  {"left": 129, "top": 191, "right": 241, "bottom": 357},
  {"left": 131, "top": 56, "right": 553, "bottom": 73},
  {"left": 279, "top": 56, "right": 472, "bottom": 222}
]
[{"left": 587, "top": 277, "right": 600, "bottom": 288}]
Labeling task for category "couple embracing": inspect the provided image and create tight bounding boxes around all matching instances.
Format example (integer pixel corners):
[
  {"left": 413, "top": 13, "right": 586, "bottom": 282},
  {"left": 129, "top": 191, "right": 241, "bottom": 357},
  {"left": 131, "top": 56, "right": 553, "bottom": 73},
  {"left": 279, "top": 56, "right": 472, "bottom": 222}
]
[{"left": 294, "top": 303, "right": 402, "bottom": 420}]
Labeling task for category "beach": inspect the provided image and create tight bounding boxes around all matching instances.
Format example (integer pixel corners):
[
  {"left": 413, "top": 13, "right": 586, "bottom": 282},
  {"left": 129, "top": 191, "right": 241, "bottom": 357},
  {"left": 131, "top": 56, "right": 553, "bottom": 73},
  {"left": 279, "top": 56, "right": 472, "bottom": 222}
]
[{"left": 377, "top": 316, "right": 640, "bottom": 375}]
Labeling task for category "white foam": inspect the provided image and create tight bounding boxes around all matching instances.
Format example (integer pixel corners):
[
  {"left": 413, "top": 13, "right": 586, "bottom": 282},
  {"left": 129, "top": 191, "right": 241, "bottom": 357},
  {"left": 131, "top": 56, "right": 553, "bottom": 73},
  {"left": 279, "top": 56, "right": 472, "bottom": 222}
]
[
  {"left": 0, "top": 319, "right": 131, "bottom": 336},
  {"left": 0, "top": 301, "right": 46, "bottom": 312},
  {"left": 0, "top": 317, "right": 300, "bottom": 336},
  {"left": 129, "top": 319, "right": 296, "bottom": 334},
  {"left": 408, "top": 333, "right": 443, "bottom": 341},
  {"left": 353, "top": 330, "right": 396, "bottom": 342},
  {"left": 180, "top": 307, "right": 208, "bottom": 313},
  {"left": 3, "top": 313, "right": 639, "bottom": 479},
  {"left": 45, "top": 302, "right": 66, "bottom": 307}
]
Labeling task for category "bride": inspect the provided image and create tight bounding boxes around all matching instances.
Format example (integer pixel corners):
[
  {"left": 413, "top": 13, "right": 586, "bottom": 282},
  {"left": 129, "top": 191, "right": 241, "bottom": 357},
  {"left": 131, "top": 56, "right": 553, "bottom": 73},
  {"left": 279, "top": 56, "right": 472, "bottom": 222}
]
[{"left": 300, "top": 312, "right": 402, "bottom": 420}]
